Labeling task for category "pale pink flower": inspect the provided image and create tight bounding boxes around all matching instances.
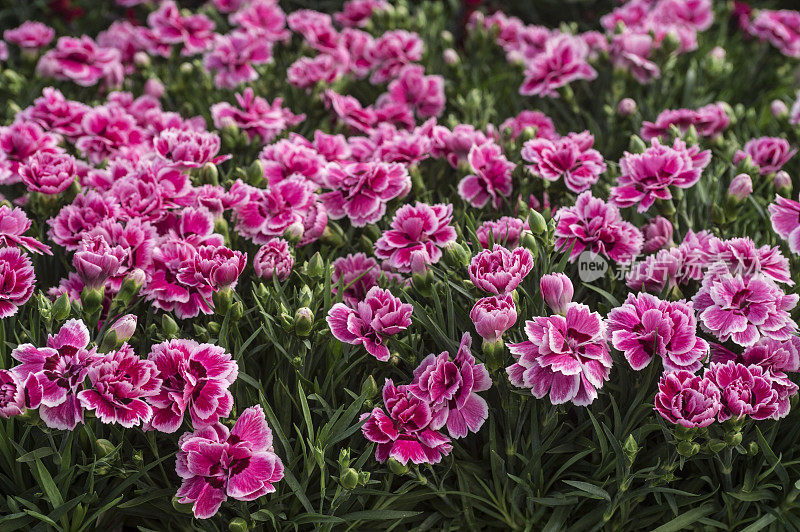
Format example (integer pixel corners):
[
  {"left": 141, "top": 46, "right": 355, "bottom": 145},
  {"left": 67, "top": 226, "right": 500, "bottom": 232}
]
[
  {"left": 470, "top": 295, "right": 517, "bottom": 343},
  {"left": 374, "top": 202, "right": 457, "bottom": 273},
  {"left": 469, "top": 245, "right": 533, "bottom": 295},
  {"left": 47, "top": 191, "right": 120, "bottom": 251},
  {"left": 253, "top": 238, "right": 294, "bottom": 281},
  {"left": 539, "top": 273, "right": 573, "bottom": 315},
  {"left": 36, "top": 36, "right": 123, "bottom": 88},
  {"left": 321, "top": 162, "right": 411, "bottom": 227},
  {"left": 458, "top": 141, "right": 515, "bottom": 209},
  {"left": 769, "top": 194, "right": 800, "bottom": 254},
  {"left": 4, "top": 21, "right": 55, "bottom": 51},
  {"left": 230, "top": 0, "right": 290, "bottom": 44},
  {"left": 521, "top": 131, "right": 606, "bottom": 193}
]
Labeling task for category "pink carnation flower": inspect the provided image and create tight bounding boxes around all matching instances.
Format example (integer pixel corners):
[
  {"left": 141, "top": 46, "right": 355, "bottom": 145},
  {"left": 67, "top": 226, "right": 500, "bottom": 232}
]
[
  {"left": 704, "top": 361, "right": 779, "bottom": 421},
  {"left": 734, "top": 136, "right": 796, "bottom": 175},
  {"left": 287, "top": 10, "right": 339, "bottom": 52},
  {"left": 11, "top": 319, "right": 98, "bottom": 430},
  {"left": 154, "top": 128, "right": 230, "bottom": 169},
  {"left": 519, "top": 34, "right": 597, "bottom": 98},
  {"left": 331, "top": 253, "right": 390, "bottom": 306},
  {"left": 36, "top": 36, "right": 123, "bottom": 88},
  {"left": 540, "top": 273, "right": 573, "bottom": 315},
  {"left": 0, "top": 247, "right": 35, "bottom": 318},
  {"left": 469, "top": 245, "right": 533, "bottom": 295},
  {"left": 386, "top": 65, "right": 445, "bottom": 119},
  {"left": 611, "top": 138, "right": 710, "bottom": 213},
  {"left": 147, "top": 339, "right": 238, "bottom": 433},
  {"left": 654, "top": 370, "right": 720, "bottom": 428},
  {"left": 521, "top": 131, "right": 606, "bottom": 193},
  {"left": 77, "top": 345, "right": 161, "bottom": 427},
  {"left": 609, "top": 32, "right": 660, "bottom": 84},
  {"left": 458, "top": 141, "right": 516, "bottom": 209},
  {"left": 321, "top": 162, "right": 411, "bottom": 227},
  {"left": 625, "top": 248, "right": 683, "bottom": 294},
  {"left": 507, "top": 303, "right": 612, "bottom": 406},
  {"left": 20, "top": 150, "right": 78, "bottom": 195},
  {"left": 476, "top": 217, "right": 527, "bottom": 249},
  {"left": 641, "top": 216, "right": 674, "bottom": 253},
  {"left": 409, "top": 333, "right": 492, "bottom": 438},
  {"left": 73, "top": 234, "right": 122, "bottom": 290},
  {"left": 0, "top": 369, "right": 42, "bottom": 418},
  {"left": 470, "top": 294, "right": 517, "bottom": 343},
  {"left": 554, "top": 191, "right": 643, "bottom": 263},
  {"left": 607, "top": 293, "right": 708, "bottom": 372},
  {"left": 4, "top": 21, "right": 55, "bottom": 51},
  {"left": 211, "top": 88, "right": 305, "bottom": 144},
  {"left": 360, "top": 379, "right": 452, "bottom": 465},
  {"left": 374, "top": 202, "right": 457, "bottom": 273},
  {"left": 177, "top": 245, "right": 247, "bottom": 291},
  {"left": 326, "top": 286, "right": 412, "bottom": 361},
  {"left": 499, "top": 110, "right": 557, "bottom": 141},
  {"left": 47, "top": 191, "right": 120, "bottom": 250},
  {"left": 641, "top": 102, "right": 730, "bottom": 141},
  {"left": 0, "top": 121, "right": 59, "bottom": 185},
  {"left": 203, "top": 30, "right": 273, "bottom": 89},
  {"left": 287, "top": 52, "right": 347, "bottom": 90},
  {"left": 253, "top": 238, "right": 294, "bottom": 281},
  {"left": 367, "top": 30, "right": 424, "bottom": 84},
  {"left": 750, "top": 9, "right": 800, "bottom": 58},
  {"left": 260, "top": 139, "right": 326, "bottom": 185},
  {"left": 230, "top": 0, "right": 291, "bottom": 44},
  {"left": 147, "top": 1, "right": 216, "bottom": 55},
  {"left": 431, "top": 124, "right": 491, "bottom": 168},
  {"left": 323, "top": 90, "right": 377, "bottom": 133},
  {"left": 17, "top": 87, "right": 89, "bottom": 140},
  {"left": 0, "top": 205, "right": 52, "bottom": 255},
  {"left": 75, "top": 105, "right": 144, "bottom": 164},
  {"left": 335, "top": 0, "right": 388, "bottom": 27},
  {"left": 175, "top": 405, "right": 283, "bottom": 519},
  {"left": 702, "top": 236, "right": 792, "bottom": 286},
  {"left": 769, "top": 194, "right": 800, "bottom": 254}
]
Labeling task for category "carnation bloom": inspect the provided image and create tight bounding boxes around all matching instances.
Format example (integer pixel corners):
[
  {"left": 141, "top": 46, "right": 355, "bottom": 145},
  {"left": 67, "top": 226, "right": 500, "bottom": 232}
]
[
  {"left": 704, "top": 361, "right": 779, "bottom": 421},
  {"left": 203, "top": 30, "right": 273, "bottom": 89},
  {"left": 702, "top": 236, "right": 792, "bottom": 286},
  {"left": 476, "top": 217, "right": 527, "bottom": 249},
  {"left": 693, "top": 263, "right": 798, "bottom": 346},
  {"left": 654, "top": 370, "right": 720, "bottom": 428},
  {"left": 611, "top": 138, "right": 711, "bottom": 213},
  {"left": 259, "top": 139, "right": 326, "bottom": 185},
  {"left": 554, "top": 191, "right": 643, "bottom": 263},
  {"left": 4, "top": 21, "right": 55, "bottom": 51},
  {"left": 36, "top": 36, "right": 123, "bottom": 88},
  {"left": 47, "top": 191, "right": 120, "bottom": 250},
  {"left": 540, "top": 273, "right": 573, "bottom": 315},
  {"left": 625, "top": 248, "right": 683, "bottom": 294},
  {"left": 769, "top": 194, "right": 800, "bottom": 254},
  {"left": 367, "top": 30, "right": 424, "bottom": 84},
  {"left": 175, "top": 405, "right": 283, "bottom": 519},
  {"left": 154, "top": 128, "right": 229, "bottom": 169},
  {"left": 0, "top": 370, "right": 42, "bottom": 418},
  {"left": 469, "top": 245, "right": 534, "bottom": 295},
  {"left": 17, "top": 87, "right": 89, "bottom": 139},
  {"left": 0, "top": 247, "right": 35, "bottom": 318},
  {"left": 73, "top": 234, "right": 122, "bottom": 290},
  {"left": 734, "top": 136, "right": 796, "bottom": 175},
  {"left": 75, "top": 105, "right": 144, "bottom": 164},
  {"left": 386, "top": 64, "right": 445, "bottom": 119},
  {"left": 409, "top": 333, "right": 492, "bottom": 438},
  {"left": 470, "top": 294, "right": 517, "bottom": 342},
  {"left": 520, "top": 34, "right": 597, "bottom": 97},
  {"left": 609, "top": 32, "right": 660, "bottom": 84},
  {"left": 211, "top": 88, "right": 304, "bottom": 144},
  {"left": 641, "top": 216, "right": 673, "bottom": 253},
  {"left": 607, "top": 293, "right": 708, "bottom": 372},
  {"left": 253, "top": 238, "right": 294, "bottom": 281},
  {"left": 521, "top": 131, "right": 606, "bottom": 193},
  {"left": 20, "top": 150, "right": 78, "bottom": 195},
  {"left": 335, "top": 0, "right": 388, "bottom": 27},
  {"left": 750, "top": 9, "right": 800, "bottom": 58},
  {"left": 0, "top": 205, "right": 52, "bottom": 255},
  {"left": 146, "top": 339, "right": 238, "bottom": 432},
  {"left": 374, "top": 202, "right": 457, "bottom": 273},
  {"left": 321, "top": 162, "right": 411, "bottom": 227},
  {"left": 499, "top": 110, "right": 557, "bottom": 141},
  {"left": 331, "top": 253, "right": 390, "bottom": 306},
  {"left": 0, "top": 121, "right": 60, "bottom": 184},
  {"left": 11, "top": 319, "right": 97, "bottom": 430},
  {"left": 431, "top": 124, "right": 491, "bottom": 168},
  {"left": 507, "top": 303, "right": 612, "bottom": 406},
  {"left": 640, "top": 102, "right": 730, "bottom": 141},
  {"left": 77, "top": 345, "right": 161, "bottom": 427},
  {"left": 326, "top": 286, "right": 413, "bottom": 361},
  {"left": 360, "top": 379, "right": 452, "bottom": 465},
  {"left": 458, "top": 142, "right": 516, "bottom": 209}
]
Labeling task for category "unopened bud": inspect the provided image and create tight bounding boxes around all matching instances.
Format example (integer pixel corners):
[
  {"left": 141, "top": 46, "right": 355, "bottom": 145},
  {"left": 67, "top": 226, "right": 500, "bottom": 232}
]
[
  {"left": 294, "top": 307, "right": 313, "bottom": 336},
  {"left": 528, "top": 210, "right": 547, "bottom": 235},
  {"left": 162, "top": 314, "right": 179, "bottom": 338},
  {"left": 617, "top": 98, "right": 637, "bottom": 116},
  {"left": 340, "top": 468, "right": 359, "bottom": 490},
  {"left": 306, "top": 252, "right": 325, "bottom": 279},
  {"left": 388, "top": 457, "right": 408, "bottom": 475},
  {"left": 51, "top": 293, "right": 71, "bottom": 322}
]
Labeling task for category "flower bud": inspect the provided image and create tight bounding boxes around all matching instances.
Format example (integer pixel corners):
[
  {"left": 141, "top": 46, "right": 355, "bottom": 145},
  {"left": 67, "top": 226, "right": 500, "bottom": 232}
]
[
  {"left": 51, "top": 292, "right": 71, "bottom": 322},
  {"left": 443, "top": 242, "right": 470, "bottom": 269},
  {"left": 728, "top": 173, "right": 752, "bottom": 201},
  {"left": 294, "top": 307, "right": 314, "bottom": 336},
  {"left": 305, "top": 252, "right": 325, "bottom": 280},
  {"left": 539, "top": 273, "right": 573, "bottom": 314},
  {"left": 623, "top": 434, "right": 638, "bottom": 465},
  {"left": 199, "top": 162, "right": 219, "bottom": 186},
  {"left": 340, "top": 467, "right": 359, "bottom": 490},
  {"left": 748, "top": 441, "right": 759, "bottom": 455},
  {"left": 228, "top": 518, "right": 249, "bottom": 532},
  {"left": 115, "top": 268, "right": 146, "bottom": 307},
  {"left": 628, "top": 135, "right": 647, "bottom": 154},
  {"left": 283, "top": 221, "right": 305, "bottom": 244},
  {"left": 133, "top": 51, "right": 150, "bottom": 67},
  {"left": 528, "top": 209, "right": 547, "bottom": 235},
  {"left": 443, "top": 48, "right": 459, "bottom": 65},
  {"left": 246, "top": 159, "right": 264, "bottom": 185},
  {"left": 213, "top": 287, "right": 233, "bottom": 316},
  {"left": 80, "top": 286, "right": 104, "bottom": 316},
  {"left": 724, "top": 431, "right": 742, "bottom": 447},
  {"left": 230, "top": 301, "right": 244, "bottom": 322},
  {"left": 676, "top": 440, "right": 700, "bottom": 457},
  {"left": 708, "top": 439, "right": 726, "bottom": 453},
  {"left": 772, "top": 99, "right": 788, "bottom": 118},
  {"left": 110, "top": 314, "right": 137, "bottom": 342},
  {"left": 388, "top": 457, "right": 408, "bottom": 475},
  {"left": 775, "top": 170, "right": 792, "bottom": 192},
  {"left": 172, "top": 496, "right": 194, "bottom": 514},
  {"left": 361, "top": 375, "right": 378, "bottom": 399},
  {"left": 321, "top": 223, "right": 344, "bottom": 247},
  {"left": 617, "top": 98, "right": 637, "bottom": 116},
  {"left": 144, "top": 78, "right": 165, "bottom": 99},
  {"left": 162, "top": 314, "right": 179, "bottom": 338},
  {"left": 95, "top": 438, "right": 116, "bottom": 459}
]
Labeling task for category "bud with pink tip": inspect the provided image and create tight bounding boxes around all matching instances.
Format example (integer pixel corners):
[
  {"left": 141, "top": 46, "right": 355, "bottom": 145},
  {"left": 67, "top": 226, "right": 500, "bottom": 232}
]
[
  {"left": 617, "top": 98, "right": 637, "bottom": 116},
  {"left": 144, "top": 78, "right": 165, "bottom": 99},
  {"left": 772, "top": 100, "right": 789, "bottom": 118},
  {"left": 775, "top": 170, "right": 792, "bottom": 191},
  {"left": 728, "top": 173, "right": 753, "bottom": 201},
  {"left": 73, "top": 235, "right": 121, "bottom": 290},
  {"left": 539, "top": 273, "right": 573, "bottom": 315},
  {"left": 110, "top": 314, "right": 137, "bottom": 343},
  {"left": 443, "top": 48, "right": 459, "bottom": 65}
]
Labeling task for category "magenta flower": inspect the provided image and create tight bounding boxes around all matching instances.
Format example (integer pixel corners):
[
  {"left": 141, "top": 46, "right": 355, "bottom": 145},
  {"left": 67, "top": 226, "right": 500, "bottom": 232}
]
[
  {"left": 641, "top": 102, "right": 730, "bottom": 141},
  {"left": 211, "top": 88, "right": 304, "bottom": 144},
  {"left": 177, "top": 245, "right": 247, "bottom": 290},
  {"left": 0, "top": 205, "right": 51, "bottom": 255},
  {"left": 327, "top": 286, "right": 412, "bottom": 361},
  {"left": 75, "top": 105, "right": 144, "bottom": 164},
  {"left": 287, "top": 10, "right": 339, "bottom": 52},
  {"left": 0, "top": 247, "right": 35, "bottom": 318},
  {"left": 147, "top": 1, "right": 216, "bottom": 55},
  {"left": 607, "top": 293, "right": 708, "bottom": 372},
  {"left": 409, "top": 333, "right": 492, "bottom": 438},
  {"left": 734, "top": 136, "right": 796, "bottom": 175},
  {"left": 0, "top": 370, "right": 42, "bottom": 418},
  {"left": 625, "top": 248, "right": 683, "bottom": 294},
  {"left": 611, "top": 138, "right": 711, "bottom": 213},
  {"left": 507, "top": 303, "right": 612, "bottom": 406},
  {"left": 73, "top": 234, "right": 122, "bottom": 290},
  {"left": 20, "top": 150, "right": 78, "bottom": 195},
  {"left": 431, "top": 124, "right": 491, "bottom": 168},
  {"left": 331, "top": 253, "right": 385, "bottom": 306},
  {"left": 520, "top": 34, "right": 597, "bottom": 98},
  {"left": 11, "top": 319, "right": 97, "bottom": 430},
  {"left": 609, "top": 32, "right": 660, "bottom": 84},
  {"left": 458, "top": 141, "right": 516, "bottom": 209},
  {"left": 17, "top": 87, "right": 89, "bottom": 139},
  {"left": 554, "top": 191, "right": 643, "bottom": 263},
  {"left": 387, "top": 64, "right": 445, "bottom": 119},
  {"left": 367, "top": 30, "right": 424, "bottom": 84},
  {"left": 77, "top": 345, "right": 161, "bottom": 427},
  {"left": 36, "top": 36, "right": 123, "bottom": 88},
  {"left": 335, "top": 0, "right": 388, "bottom": 27},
  {"left": 108, "top": 314, "right": 137, "bottom": 344},
  {"left": 231, "top": 0, "right": 291, "bottom": 43},
  {"left": 521, "top": 131, "right": 606, "bottom": 193},
  {"left": 654, "top": 370, "right": 721, "bottom": 428},
  {"left": 321, "top": 162, "right": 411, "bottom": 227},
  {"left": 154, "top": 128, "right": 229, "bottom": 169},
  {"left": 374, "top": 202, "right": 457, "bottom": 273},
  {"left": 769, "top": 194, "right": 800, "bottom": 254},
  {"left": 147, "top": 339, "right": 238, "bottom": 433},
  {"left": 469, "top": 245, "right": 533, "bottom": 295},
  {"left": 0, "top": 121, "right": 60, "bottom": 184},
  {"left": 693, "top": 264, "right": 798, "bottom": 346},
  {"left": 702, "top": 236, "right": 792, "bottom": 286},
  {"left": 203, "top": 30, "right": 273, "bottom": 89},
  {"left": 470, "top": 295, "right": 517, "bottom": 343},
  {"left": 540, "top": 273, "right": 573, "bottom": 315},
  {"left": 323, "top": 90, "right": 377, "bottom": 133},
  {"left": 175, "top": 405, "right": 283, "bottom": 519},
  {"left": 476, "top": 217, "right": 527, "bottom": 249},
  {"left": 360, "top": 379, "right": 452, "bottom": 465},
  {"left": 287, "top": 53, "right": 347, "bottom": 89},
  {"left": 260, "top": 139, "right": 326, "bottom": 185},
  {"left": 750, "top": 9, "right": 800, "bottom": 58},
  {"left": 641, "top": 216, "right": 674, "bottom": 253},
  {"left": 4, "top": 21, "right": 55, "bottom": 51},
  {"left": 253, "top": 238, "right": 294, "bottom": 281},
  {"left": 499, "top": 110, "right": 557, "bottom": 141},
  {"left": 48, "top": 191, "right": 120, "bottom": 250},
  {"left": 704, "top": 361, "right": 779, "bottom": 421}
]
